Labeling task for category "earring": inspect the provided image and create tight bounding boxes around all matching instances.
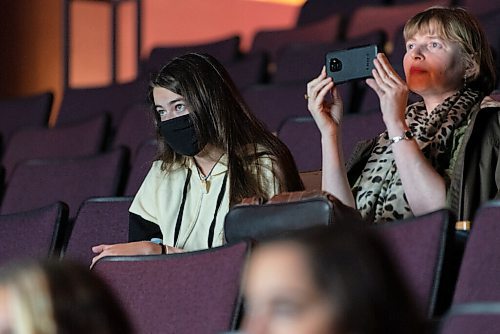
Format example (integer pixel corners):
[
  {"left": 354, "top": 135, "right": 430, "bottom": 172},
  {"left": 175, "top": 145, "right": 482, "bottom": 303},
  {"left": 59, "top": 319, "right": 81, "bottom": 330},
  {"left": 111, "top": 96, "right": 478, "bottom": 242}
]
[{"left": 464, "top": 73, "right": 468, "bottom": 88}]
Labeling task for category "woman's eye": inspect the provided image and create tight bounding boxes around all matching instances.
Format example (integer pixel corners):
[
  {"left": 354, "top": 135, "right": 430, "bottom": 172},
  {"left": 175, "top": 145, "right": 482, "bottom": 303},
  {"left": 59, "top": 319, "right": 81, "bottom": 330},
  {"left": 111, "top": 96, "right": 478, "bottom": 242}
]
[
  {"left": 157, "top": 109, "right": 166, "bottom": 117},
  {"left": 175, "top": 104, "right": 186, "bottom": 113},
  {"left": 430, "top": 42, "right": 441, "bottom": 49}
]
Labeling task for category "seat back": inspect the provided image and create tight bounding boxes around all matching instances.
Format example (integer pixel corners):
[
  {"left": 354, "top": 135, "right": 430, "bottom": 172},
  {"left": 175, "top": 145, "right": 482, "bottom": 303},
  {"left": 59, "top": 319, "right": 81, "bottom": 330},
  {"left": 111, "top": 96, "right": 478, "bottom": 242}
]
[
  {"left": 224, "top": 52, "right": 268, "bottom": 90},
  {"left": 144, "top": 35, "right": 240, "bottom": 76},
  {"left": 0, "top": 166, "right": 4, "bottom": 199},
  {"left": 2, "top": 114, "right": 107, "bottom": 181},
  {"left": 273, "top": 31, "right": 386, "bottom": 87},
  {"left": 391, "top": 0, "right": 436, "bottom": 3},
  {"left": 243, "top": 83, "right": 310, "bottom": 133},
  {"left": 491, "top": 91, "right": 500, "bottom": 102},
  {"left": 1, "top": 149, "right": 127, "bottom": 219},
  {"left": 296, "top": 0, "right": 386, "bottom": 26},
  {"left": 57, "top": 80, "right": 145, "bottom": 128},
  {"left": 478, "top": 11, "right": 500, "bottom": 90},
  {"left": 457, "top": 0, "right": 500, "bottom": 15},
  {"left": 250, "top": 14, "right": 341, "bottom": 63},
  {"left": 346, "top": 1, "right": 448, "bottom": 43},
  {"left": 0, "top": 202, "right": 69, "bottom": 265},
  {"left": 342, "top": 111, "right": 385, "bottom": 160},
  {"left": 453, "top": 201, "right": 500, "bottom": 304},
  {"left": 63, "top": 197, "right": 133, "bottom": 264},
  {"left": 124, "top": 140, "right": 158, "bottom": 196},
  {"left": 439, "top": 302, "right": 500, "bottom": 334},
  {"left": 278, "top": 113, "right": 385, "bottom": 172},
  {"left": 278, "top": 117, "right": 321, "bottom": 172},
  {"left": 388, "top": 24, "right": 407, "bottom": 79},
  {"left": 376, "top": 209, "right": 455, "bottom": 317},
  {"left": 112, "top": 103, "right": 156, "bottom": 162},
  {"left": 93, "top": 241, "right": 250, "bottom": 334},
  {"left": 356, "top": 81, "right": 422, "bottom": 115},
  {"left": 0, "top": 91, "right": 52, "bottom": 149},
  {"left": 224, "top": 191, "right": 363, "bottom": 244}
]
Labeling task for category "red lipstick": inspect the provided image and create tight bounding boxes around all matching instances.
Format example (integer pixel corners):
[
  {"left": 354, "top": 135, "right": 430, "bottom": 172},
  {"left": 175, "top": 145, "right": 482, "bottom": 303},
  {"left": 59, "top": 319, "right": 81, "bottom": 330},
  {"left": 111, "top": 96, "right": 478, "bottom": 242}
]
[{"left": 409, "top": 66, "right": 426, "bottom": 74}]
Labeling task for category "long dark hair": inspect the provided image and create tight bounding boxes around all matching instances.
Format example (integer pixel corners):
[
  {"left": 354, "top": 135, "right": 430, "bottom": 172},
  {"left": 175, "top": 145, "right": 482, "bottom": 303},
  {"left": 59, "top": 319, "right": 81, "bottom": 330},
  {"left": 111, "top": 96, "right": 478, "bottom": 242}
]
[
  {"left": 259, "top": 225, "right": 425, "bottom": 334},
  {"left": 149, "top": 53, "right": 303, "bottom": 205}
]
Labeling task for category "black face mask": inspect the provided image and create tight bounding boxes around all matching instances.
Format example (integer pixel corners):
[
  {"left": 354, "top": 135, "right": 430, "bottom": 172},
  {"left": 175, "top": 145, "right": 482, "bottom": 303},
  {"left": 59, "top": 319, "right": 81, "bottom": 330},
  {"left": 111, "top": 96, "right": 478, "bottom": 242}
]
[{"left": 159, "top": 114, "right": 202, "bottom": 156}]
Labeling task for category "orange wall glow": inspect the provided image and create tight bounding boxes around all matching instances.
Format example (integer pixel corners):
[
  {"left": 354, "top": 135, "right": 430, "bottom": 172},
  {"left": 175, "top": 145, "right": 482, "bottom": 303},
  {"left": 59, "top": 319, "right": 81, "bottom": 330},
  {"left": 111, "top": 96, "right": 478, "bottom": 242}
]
[
  {"left": 252, "top": 0, "right": 306, "bottom": 4},
  {"left": 70, "top": 0, "right": 302, "bottom": 87}
]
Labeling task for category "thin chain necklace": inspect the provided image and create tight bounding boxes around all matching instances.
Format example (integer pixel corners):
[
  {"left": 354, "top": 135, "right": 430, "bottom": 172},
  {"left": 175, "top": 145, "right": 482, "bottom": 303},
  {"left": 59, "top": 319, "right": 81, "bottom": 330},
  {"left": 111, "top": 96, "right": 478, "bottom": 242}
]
[
  {"left": 195, "top": 153, "right": 224, "bottom": 180},
  {"left": 194, "top": 153, "right": 225, "bottom": 192}
]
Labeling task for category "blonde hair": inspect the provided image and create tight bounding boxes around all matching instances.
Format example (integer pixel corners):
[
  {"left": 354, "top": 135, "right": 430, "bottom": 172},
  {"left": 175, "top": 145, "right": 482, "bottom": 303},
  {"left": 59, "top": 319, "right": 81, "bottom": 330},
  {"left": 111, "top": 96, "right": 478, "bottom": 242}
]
[
  {"left": 0, "top": 265, "right": 57, "bottom": 334},
  {"left": 0, "top": 261, "right": 132, "bottom": 334},
  {"left": 403, "top": 6, "right": 496, "bottom": 94}
]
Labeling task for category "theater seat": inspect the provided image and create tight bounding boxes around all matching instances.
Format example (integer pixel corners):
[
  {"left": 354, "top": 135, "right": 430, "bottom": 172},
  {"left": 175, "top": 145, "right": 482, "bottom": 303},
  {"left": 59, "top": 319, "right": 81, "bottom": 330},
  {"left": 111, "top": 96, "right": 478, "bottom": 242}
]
[
  {"left": 93, "top": 241, "right": 250, "bottom": 334},
  {"left": 0, "top": 202, "right": 69, "bottom": 265},
  {"left": 63, "top": 197, "right": 133, "bottom": 265}
]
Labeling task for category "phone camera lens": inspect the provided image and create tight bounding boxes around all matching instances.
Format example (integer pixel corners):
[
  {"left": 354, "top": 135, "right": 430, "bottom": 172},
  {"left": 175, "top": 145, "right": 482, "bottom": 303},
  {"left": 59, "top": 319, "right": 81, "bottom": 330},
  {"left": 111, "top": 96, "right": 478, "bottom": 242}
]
[{"left": 329, "top": 58, "right": 342, "bottom": 72}]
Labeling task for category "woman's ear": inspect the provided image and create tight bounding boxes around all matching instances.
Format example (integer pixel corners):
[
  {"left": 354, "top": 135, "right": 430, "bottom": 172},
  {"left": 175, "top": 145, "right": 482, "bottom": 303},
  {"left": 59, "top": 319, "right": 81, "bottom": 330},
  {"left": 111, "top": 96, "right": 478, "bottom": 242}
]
[{"left": 464, "top": 57, "right": 480, "bottom": 80}]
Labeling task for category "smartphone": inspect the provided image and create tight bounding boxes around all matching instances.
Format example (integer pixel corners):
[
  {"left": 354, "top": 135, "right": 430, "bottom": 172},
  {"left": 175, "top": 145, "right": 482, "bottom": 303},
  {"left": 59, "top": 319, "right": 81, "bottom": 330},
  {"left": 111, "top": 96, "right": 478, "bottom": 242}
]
[{"left": 325, "top": 45, "right": 378, "bottom": 84}]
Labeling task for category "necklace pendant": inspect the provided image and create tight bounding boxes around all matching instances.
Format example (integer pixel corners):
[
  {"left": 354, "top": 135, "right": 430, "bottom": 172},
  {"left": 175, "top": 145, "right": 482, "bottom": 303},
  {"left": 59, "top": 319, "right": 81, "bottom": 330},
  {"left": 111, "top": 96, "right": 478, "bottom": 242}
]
[{"left": 202, "top": 179, "right": 211, "bottom": 193}]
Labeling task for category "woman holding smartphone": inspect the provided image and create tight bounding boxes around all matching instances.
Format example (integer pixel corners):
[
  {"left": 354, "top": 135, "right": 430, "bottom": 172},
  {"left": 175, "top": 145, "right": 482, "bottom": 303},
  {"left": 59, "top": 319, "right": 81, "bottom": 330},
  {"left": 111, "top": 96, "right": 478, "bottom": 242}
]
[{"left": 307, "top": 6, "right": 499, "bottom": 223}]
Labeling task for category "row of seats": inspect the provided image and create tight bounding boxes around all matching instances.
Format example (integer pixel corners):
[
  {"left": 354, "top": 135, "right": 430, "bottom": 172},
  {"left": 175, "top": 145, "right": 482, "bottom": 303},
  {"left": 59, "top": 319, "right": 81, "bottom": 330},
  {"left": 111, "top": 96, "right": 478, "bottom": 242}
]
[
  {"left": 1, "top": 3, "right": 498, "bottom": 137},
  {"left": 91, "top": 200, "right": 500, "bottom": 333},
  {"left": 0, "top": 1, "right": 499, "bottom": 332},
  {"left": 0, "top": 198, "right": 129, "bottom": 266},
  {"left": 0, "top": 2, "right": 498, "bottom": 220},
  {"left": 0, "top": 87, "right": 497, "bottom": 222},
  {"left": 297, "top": 0, "right": 499, "bottom": 27},
  {"left": 0, "top": 101, "right": 155, "bottom": 180},
  {"left": 1, "top": 194, "right": 499, "bottom": 333},
  {"left": 0, "top": 97, "right": 383, "bottom": 222},
  {"left": 0, "top": 89, "right": 155, "bottom": 216},
  {"left": 0, "top": 139, "right": 156, "bottom": 219}
]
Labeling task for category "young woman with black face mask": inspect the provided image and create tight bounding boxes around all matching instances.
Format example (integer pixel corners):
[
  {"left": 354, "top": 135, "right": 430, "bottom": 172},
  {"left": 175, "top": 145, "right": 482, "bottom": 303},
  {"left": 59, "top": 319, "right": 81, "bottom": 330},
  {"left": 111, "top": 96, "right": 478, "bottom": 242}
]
[{"left": 91, "top": 53, "right": 304, "bottom": 266}]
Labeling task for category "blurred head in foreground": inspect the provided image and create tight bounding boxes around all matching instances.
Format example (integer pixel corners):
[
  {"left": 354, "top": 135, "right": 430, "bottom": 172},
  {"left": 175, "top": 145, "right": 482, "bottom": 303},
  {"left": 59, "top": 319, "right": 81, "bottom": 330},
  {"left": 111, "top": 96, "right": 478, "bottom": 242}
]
[
  {"left": 0, "top": 260, "right": 131, "bottom": 334},
  {"left": 242, "top": 225, "right": 424, "bottom": 334}
]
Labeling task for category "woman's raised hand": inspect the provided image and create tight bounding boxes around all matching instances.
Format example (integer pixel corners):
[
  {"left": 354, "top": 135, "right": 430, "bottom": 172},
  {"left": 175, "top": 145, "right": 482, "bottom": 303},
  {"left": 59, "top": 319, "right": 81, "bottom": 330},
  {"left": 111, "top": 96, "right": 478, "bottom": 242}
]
[
  {"left": 365, "top": 53, "right": 408, "bottom": 130},
  {"left": 307, "top": 67, "right": 343, "bottom": 137}
]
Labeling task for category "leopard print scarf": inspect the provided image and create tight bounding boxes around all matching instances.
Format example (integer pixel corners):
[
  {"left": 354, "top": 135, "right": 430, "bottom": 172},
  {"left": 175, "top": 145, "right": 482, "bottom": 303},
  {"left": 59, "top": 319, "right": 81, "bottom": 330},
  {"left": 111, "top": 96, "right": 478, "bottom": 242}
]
[{"left": 353, "top": 88, "right": 481, "bottom": 223}]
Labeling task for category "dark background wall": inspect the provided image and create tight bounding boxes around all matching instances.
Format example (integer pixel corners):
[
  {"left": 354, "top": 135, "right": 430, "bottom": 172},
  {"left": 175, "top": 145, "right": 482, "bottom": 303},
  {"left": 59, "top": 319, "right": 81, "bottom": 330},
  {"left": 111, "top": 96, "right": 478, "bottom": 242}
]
[{"left": 0, "top": 0, "right": 62, "bottom": 123}]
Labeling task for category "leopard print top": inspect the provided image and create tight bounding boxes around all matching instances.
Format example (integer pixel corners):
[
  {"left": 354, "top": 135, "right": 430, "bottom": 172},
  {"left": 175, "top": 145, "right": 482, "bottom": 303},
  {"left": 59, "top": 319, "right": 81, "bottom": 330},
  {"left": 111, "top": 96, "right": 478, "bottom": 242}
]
[{"left": 352, "top": 88, "right": 482, "bottom": 223}]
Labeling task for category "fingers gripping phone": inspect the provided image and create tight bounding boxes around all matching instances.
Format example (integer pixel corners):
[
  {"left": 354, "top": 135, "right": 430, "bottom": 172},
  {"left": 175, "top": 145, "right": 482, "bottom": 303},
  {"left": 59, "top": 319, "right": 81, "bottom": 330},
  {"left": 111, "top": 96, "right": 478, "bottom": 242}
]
[{"left": 325, "top": 45, "right": 378, "bottom": 84}]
